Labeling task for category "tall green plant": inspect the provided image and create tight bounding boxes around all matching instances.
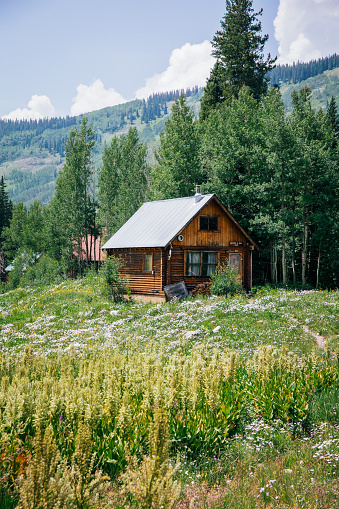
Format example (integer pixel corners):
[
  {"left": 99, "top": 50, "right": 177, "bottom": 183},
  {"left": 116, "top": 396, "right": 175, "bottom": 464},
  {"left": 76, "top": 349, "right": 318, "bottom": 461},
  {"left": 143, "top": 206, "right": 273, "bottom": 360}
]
[
  {"left": 210, "top": 262, "right": 243, "bottom": 297},
  {"left": 152, "top": 94, "right": 201, "bottom": 199},
  {"left": 48, "top": 117, "right": 96, "bottom": 274},
  {"left": 99, "top": 257, "right": 126, "bottom": 302}
]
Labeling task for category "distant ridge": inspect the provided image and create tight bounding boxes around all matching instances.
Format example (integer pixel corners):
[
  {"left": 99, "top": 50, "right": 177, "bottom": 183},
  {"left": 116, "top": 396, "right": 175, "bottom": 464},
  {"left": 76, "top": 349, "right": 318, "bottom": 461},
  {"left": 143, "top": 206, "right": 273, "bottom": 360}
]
[{"left": 269, "top": 53, "right": 339, "bottom": 86}]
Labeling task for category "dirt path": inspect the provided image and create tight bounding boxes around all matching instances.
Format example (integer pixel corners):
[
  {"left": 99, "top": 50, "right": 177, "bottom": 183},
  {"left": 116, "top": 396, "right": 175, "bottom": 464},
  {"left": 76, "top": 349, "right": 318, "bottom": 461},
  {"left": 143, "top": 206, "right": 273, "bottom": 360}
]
[
  {"left": 289, "top": 316, "right": 327, "bottom": 350},
  {"left": 247, "top": 297, "right": 327, "bottom": 350}
]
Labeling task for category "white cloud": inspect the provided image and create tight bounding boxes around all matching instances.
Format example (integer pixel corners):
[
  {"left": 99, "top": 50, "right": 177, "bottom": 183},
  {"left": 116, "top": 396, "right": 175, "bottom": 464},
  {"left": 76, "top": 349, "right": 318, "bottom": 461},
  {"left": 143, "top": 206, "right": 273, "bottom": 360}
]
[
  {"left": 135, "top": 41, "right": 215, "bottom": 99},
  {"left": 2, "top": 95, "right": 55, "bottom": 121},
  {"left": 71, "top": 79, "right": 126, "bottom": 116},
  {"left": 274, "top": 0, "right": 339, "bottom": 64}
]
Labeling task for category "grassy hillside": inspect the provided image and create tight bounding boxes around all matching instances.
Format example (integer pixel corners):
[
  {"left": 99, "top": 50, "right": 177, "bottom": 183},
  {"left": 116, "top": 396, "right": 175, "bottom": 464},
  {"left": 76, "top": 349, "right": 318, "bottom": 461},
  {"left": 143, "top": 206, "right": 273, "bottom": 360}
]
[
  {"left": 0, "top": 89, "right": 202, "bottom": 207},
  {"left": 0, "top": 281, "right": 339, "bottom": 508}
]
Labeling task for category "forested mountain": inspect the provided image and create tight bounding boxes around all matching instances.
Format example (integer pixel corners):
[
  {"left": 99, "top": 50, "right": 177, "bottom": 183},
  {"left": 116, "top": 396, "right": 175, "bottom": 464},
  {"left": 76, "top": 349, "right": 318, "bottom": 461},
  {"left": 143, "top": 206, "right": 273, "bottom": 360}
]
[
  {"left": 0, "top": 88, "right": 202, "bottom": 207},
  {"left": 0, "top": 56, "right": 339, "bottom": 207},
  {"left": 269, "top": 53, "right": 339, "bottom": 85}
]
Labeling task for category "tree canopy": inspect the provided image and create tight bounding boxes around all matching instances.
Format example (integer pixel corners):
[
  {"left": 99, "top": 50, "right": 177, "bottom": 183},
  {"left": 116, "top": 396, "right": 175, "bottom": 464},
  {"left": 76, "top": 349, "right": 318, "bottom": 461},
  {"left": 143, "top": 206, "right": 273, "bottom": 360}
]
[{"left": 200, "top": 0, "right": 276, "bottom": 119}]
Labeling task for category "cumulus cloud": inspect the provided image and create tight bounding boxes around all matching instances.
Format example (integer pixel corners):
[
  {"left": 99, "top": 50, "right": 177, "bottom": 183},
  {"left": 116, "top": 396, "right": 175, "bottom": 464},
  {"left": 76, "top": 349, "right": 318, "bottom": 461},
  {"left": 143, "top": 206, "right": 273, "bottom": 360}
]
[
  {"left": 71, "top": 79, "right": 126, "bottom": 116},
  {"left": 2, "top": 95, "right": 55, "bottom": 121},
  {"left": 135, "top": 41, "right": 215, "bottom": 99},
  {"left": 274, "top": 0, "right": 339, "bottom": 64}
]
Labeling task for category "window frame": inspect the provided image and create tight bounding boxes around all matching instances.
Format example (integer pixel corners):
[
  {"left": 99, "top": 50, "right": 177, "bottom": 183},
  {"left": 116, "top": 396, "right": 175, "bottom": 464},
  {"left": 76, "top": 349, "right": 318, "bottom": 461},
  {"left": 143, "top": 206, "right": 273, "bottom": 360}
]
[
  {"left": 185, "top": 250, "right": 218, "bottom": 277},
  {"left": 199, "top": 216, "right": 219, "bottom": 232},
  {"left": 144, "top": 253, "right": 153, "bottom": 273},
  {"left": 228, "top": 252, "right": 243, "bottom": 280}
]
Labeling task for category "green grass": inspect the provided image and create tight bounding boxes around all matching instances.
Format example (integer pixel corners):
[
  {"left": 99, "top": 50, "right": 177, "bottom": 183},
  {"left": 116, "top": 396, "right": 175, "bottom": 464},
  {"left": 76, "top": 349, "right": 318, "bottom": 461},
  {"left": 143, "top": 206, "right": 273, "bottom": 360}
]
[
  {"left": 0, "top": 279, "right": 338, "bottom": 508},
  {"left": 1, "top": 279, "right": 337, "bottom": 358}
]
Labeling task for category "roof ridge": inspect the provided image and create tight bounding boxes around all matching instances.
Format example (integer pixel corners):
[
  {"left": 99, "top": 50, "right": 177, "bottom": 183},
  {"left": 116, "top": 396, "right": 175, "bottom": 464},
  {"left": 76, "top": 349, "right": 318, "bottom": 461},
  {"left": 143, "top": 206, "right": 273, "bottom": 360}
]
[{"left": 143, "top": 194, "right": 214, "bottom": 205}]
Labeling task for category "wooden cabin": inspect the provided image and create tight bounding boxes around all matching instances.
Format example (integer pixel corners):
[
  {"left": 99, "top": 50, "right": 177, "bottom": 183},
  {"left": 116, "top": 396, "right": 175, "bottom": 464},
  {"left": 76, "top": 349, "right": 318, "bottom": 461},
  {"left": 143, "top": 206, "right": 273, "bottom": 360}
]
[{"left": 102, "top": 192, "right": 258, "bottom": 300}]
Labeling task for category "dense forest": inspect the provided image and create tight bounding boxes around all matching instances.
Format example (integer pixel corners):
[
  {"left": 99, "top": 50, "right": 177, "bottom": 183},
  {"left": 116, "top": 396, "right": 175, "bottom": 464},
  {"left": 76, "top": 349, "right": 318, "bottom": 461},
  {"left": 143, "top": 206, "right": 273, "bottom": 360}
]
[
  {"left": 269, "top": 53, "right": 339, "bottom": 85},
  {"left": 0, "top": 0, "right": 338, "bottom": 290}
]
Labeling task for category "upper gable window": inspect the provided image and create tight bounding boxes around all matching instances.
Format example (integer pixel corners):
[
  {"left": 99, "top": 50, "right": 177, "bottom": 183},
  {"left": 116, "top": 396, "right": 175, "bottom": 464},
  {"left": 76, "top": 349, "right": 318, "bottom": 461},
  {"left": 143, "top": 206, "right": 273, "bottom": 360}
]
[{"left": 199, "top": 216, "right": 218, "bottom": 231}]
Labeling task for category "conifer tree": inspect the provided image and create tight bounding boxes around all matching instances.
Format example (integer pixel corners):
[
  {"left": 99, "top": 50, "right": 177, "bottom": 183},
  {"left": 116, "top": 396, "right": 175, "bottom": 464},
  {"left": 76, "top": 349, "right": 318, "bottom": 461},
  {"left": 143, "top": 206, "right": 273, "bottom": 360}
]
[
  {"left": 327, "top": 95, "right": 339, "bottom": 144},
  {"left": 200, "top": 0, "right": 275, "bottom": 118},
  {"left": 0, "top": 175, "right": 12, "bottom": 237}
]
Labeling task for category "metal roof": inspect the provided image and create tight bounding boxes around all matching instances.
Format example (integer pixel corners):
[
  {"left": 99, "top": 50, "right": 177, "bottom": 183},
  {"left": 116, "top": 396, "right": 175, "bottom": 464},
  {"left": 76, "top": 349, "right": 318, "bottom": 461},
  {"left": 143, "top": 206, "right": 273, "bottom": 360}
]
[{"left": 101, "top": 194, "right": 214, "bottom": 249}]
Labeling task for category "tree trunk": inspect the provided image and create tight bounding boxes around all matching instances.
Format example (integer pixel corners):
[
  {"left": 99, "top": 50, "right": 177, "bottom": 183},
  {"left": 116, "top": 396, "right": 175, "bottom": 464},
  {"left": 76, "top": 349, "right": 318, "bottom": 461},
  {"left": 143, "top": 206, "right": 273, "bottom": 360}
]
[
  {"left": 291, "top": 216, "right": 296, "bottom": 284},
  {"left": 316, "top": 244, "right": 321, "bottom": 289},
  {"left": 282, "top": 224, "right": 287, "bottom": 284},
  {"left": 271, "top": 240, "right": 278, "bottom": 284},
  {"left": 302, "top": 208, "right": 309, "bottom": 287}
]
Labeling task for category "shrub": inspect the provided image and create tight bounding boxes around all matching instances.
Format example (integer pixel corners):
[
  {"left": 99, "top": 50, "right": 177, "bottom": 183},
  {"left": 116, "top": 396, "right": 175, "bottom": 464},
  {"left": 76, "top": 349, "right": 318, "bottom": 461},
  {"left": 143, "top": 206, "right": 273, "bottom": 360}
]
[
  {"left": 21, "top": 256, "right": 64, "bottom": 288},
  {"left": 99, "top": 257, "right": 127, "bottom": 302},
  {"left": 7, "top": 251, "right": 34, "bottom": 290},
  {"left": 210, "top": 262, "right": 243, "bottom": 297}
]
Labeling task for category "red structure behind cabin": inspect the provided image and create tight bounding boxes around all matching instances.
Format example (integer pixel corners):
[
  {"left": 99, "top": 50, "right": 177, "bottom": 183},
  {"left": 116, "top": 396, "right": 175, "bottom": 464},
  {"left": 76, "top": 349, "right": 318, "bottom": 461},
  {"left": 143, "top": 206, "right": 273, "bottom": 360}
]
[{"left": 102, "top": 192, "right": 258, "bottom": 300}]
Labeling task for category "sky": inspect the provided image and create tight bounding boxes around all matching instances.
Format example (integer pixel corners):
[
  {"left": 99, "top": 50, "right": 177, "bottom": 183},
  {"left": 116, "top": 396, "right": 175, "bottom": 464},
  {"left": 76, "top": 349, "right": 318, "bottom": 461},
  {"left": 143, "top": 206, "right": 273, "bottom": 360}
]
[{"left": 0, "top": 0, "right": 338, "bottom": 120}]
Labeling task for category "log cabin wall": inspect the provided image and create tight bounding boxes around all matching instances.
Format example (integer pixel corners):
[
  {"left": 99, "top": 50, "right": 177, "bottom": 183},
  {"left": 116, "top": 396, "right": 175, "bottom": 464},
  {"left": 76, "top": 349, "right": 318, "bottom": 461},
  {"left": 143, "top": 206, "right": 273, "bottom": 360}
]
[
  {"left": 106, "top": 247, "right": 165, "bottom": 296},
  {"left": 105, "top": 197, "right": 254, "bottom": 296},
  {"left": 169, "top": 199, "right": 252, "bottom": 291}
]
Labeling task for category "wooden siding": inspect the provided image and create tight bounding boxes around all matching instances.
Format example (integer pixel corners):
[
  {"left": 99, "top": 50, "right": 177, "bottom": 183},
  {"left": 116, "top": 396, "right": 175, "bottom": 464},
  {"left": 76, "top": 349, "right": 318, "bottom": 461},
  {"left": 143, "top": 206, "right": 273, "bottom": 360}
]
[
  {"left": 105, "top": 197, "right": 254, "bottom": 295},
  {"left": 168, "top": 199, "right": 253, "bottom": 291},
  {"left": 172, "top": 200, "right": 249, "bottom": 249},
  {"left": 106, "top": 248, "right": 165, "bottom": 295}
]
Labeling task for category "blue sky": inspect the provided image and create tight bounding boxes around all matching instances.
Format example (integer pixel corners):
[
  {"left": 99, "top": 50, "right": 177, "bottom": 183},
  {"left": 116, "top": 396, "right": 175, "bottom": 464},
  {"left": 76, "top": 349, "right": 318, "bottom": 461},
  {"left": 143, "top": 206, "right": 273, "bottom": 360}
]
[{"left": 1, "top": 0, "right": 338, "bottom": 120}]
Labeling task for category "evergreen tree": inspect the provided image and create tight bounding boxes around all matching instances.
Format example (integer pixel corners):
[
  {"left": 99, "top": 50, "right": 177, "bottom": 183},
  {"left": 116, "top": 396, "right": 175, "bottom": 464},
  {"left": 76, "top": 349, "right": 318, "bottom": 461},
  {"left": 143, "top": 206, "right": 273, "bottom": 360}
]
[
  {"left": 327, "top": 95, "right": 339, "bottom": 144},
  {"left": 0, "top": 176, "right": 13, "bottom": 237},
  {"left": 152, "top": 95, "right": 201, "bottom": 199},
  {"left": 199, "top": 61, "right": 226, "bottom": 122},
  {"left": 200, "top": 0, "right": 275, "bottom": 118},
  {"left": 2, "top": 200, "right": 44, "bottom": 261}
]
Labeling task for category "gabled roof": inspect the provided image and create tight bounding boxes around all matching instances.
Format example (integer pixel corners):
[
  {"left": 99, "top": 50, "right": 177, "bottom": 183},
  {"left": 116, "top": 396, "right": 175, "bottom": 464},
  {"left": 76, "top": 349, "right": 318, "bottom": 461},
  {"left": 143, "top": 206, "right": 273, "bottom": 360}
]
[
  {"left": 102, "top": 194, "right": 214, "bottom": 249},
  {"left": 102, "top": 194, "right": 258, "bottom": 250}
]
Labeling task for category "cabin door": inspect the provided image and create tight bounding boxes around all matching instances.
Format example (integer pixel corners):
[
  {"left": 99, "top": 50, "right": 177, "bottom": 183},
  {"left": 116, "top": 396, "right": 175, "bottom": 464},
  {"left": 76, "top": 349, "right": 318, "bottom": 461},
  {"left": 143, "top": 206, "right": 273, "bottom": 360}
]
[{"left": 229, "top": 253, "right": 243, "bottom": 281}]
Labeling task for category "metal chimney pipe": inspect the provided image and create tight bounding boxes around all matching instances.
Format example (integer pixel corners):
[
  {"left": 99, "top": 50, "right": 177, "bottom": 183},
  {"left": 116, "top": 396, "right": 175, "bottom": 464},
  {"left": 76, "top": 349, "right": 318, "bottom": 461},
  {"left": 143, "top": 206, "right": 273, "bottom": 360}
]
[{"left": 195, "top": 184, "right": 202, "bottom": 203}]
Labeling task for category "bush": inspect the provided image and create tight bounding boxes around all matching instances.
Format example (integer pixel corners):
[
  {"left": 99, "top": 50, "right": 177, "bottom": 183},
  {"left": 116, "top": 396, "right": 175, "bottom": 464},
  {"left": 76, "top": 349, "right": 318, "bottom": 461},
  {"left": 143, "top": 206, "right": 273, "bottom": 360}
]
[
  {"left": 7, "top": 251, "right": 34, "bottom": 290},
  {"left": 99, "top": 257, "right": 127, "bottom": 302},
  {"left": 210, "top": 262, "right": 243, "bottom": 297},
  {"left": 21, "top": 256, "right": 64, "bottom": 288}
]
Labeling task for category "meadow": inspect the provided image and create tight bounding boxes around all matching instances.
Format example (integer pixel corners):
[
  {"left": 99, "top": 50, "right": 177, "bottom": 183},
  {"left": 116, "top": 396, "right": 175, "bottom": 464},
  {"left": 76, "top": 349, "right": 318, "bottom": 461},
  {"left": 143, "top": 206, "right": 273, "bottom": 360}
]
[{"left": 0, "top": 277, "right": 338, "bottom": 508}]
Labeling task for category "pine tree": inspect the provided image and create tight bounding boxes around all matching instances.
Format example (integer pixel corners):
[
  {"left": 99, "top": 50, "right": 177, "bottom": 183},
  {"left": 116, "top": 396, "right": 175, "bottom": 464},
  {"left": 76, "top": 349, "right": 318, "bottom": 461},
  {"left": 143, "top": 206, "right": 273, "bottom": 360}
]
[
  {"left": 199, "top": 61, "right": 226, "bottom": 121},
  {"left": 0, "top": 176, "right": 13, "bottom": 237},
  {"left": 200, "top": 0, "right": 276, "bottom": 118},
  {"left": 327, "top": 95, "right": 339, "bottom": 143}
]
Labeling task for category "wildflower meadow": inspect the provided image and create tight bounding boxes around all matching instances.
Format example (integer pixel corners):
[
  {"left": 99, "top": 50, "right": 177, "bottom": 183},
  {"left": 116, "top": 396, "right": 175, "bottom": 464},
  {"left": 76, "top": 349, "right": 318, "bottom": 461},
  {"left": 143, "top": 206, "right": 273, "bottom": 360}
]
[{"left": 0, "top": 277, "right": 338, "bottom": 508}]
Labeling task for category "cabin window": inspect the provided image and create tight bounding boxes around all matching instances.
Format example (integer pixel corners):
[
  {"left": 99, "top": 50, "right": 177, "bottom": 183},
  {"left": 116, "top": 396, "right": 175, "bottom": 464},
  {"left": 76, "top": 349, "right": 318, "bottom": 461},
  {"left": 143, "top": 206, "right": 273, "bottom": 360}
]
[
  {"left": 144, "top": 254, "right": 153, "bottom": 272},
  {"left": 199, "top": 216, "right": 218, "bottom": 231},
  {"left": 186, "top": 251, "right": 217, "bottom": 276}
]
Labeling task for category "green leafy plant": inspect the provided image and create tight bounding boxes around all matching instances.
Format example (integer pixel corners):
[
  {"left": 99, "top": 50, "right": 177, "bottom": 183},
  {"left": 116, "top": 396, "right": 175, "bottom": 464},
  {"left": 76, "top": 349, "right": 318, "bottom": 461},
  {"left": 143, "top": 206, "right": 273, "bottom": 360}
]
[
  {"left": 20, "top": 255, "right": 64, "bottom": 288},
  {"left": 210, "top": 262, "right": 243, "bottom": 297},
  {"left": 99, "top": 257, "right": 127, "bottom": 302}
]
